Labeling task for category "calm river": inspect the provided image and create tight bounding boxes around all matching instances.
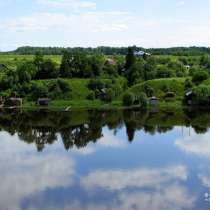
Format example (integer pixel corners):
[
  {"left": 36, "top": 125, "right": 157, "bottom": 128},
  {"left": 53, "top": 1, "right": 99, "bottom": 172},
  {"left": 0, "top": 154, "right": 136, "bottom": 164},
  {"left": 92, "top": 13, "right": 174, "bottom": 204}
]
[{"left": 1, "top": 108, "right": 210, "bottom": 210}]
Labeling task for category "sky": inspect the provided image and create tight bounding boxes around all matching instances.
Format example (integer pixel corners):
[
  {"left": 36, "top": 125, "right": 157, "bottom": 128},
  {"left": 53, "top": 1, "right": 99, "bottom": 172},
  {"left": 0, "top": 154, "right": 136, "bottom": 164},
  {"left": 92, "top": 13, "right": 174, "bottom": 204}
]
[{"left": 1, "top": 0, "right": 210, "bottom": 51}]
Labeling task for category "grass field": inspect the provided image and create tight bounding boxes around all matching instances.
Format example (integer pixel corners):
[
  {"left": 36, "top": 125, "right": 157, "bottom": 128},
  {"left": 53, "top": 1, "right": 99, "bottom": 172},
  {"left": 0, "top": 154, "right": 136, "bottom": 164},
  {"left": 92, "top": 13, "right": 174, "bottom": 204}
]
[
  {"left": 129, "top": 77, "right": 186, "bottom": 98},
  {"left": 0, "top": 54, "right": 62, "bottom": 69}
]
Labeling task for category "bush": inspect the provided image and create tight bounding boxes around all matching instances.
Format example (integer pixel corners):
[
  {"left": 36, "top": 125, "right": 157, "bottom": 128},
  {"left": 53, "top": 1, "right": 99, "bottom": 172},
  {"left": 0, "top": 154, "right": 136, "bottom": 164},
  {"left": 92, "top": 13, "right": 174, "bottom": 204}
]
[
  {"left": 136, "top": 92, "right": 148, "bottom": 108},
  {"left": 87, "top": 91, "right": 95, "bottom": 100},
  {"left": 123, "top": 92, "right": 135, "bottom": 106},
  {"left": 192, "top": 85, "right": 210, "bottom": 105},
  {"left": 192, "top": 70, "right": 208, "bottom": 84},
  {"left": 104, "top": 89, "right": 114, "bottom": 102},
  {"left": 31, "top": 83, "right": 48, "bottom": 100},
  {"left": 184, "top": 78, "right": 193, "bottom": 90}
]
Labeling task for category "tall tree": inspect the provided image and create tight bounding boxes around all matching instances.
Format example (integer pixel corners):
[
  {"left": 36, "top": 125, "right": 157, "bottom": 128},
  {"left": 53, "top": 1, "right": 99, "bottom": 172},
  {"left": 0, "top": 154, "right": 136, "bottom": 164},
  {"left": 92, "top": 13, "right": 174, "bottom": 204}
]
[{"left": 125, "top": 47, "right": 136, "bottom": 70}]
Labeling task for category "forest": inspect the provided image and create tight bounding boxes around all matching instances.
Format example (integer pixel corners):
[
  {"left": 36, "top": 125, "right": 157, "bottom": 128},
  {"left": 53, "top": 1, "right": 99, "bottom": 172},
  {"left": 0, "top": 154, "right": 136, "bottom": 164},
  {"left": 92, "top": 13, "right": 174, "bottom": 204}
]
[{"left": 1, "top": 46, "right": 210, "bottom": 109}]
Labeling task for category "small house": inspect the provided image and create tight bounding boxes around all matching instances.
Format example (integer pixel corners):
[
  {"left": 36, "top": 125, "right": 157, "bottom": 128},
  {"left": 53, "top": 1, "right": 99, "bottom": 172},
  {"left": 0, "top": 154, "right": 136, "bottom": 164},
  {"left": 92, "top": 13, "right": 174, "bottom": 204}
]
[
  {"left": 134, "top": 51, "right": 151, "bottom": 57},
  {"left": 149, "top": 96, "right": 158, "bottom": 106},
  {"left": 37, "top": 98, "right": 51, "bottom": 106}
]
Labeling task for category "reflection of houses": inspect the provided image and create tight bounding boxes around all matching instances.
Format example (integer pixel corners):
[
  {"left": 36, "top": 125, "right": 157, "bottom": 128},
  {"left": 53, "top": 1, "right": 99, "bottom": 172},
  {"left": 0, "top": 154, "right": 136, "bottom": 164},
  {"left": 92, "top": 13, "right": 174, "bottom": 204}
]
[
  {"left": 37, "top": 98, "right": 51, "bottom": 106},
  {"left": 149, "top": 96, "right": 158, "bottom": 106},
  {"left": 185, "top": 91, "right": 195, "bottom": 105}
]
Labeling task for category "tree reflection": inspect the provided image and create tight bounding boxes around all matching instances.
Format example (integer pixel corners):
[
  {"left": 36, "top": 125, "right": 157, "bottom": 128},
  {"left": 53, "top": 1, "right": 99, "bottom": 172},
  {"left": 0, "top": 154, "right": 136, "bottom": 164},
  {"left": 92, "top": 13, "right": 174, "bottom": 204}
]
[{"left": 0, "top": 108, "right": 210, "bottom": 151}]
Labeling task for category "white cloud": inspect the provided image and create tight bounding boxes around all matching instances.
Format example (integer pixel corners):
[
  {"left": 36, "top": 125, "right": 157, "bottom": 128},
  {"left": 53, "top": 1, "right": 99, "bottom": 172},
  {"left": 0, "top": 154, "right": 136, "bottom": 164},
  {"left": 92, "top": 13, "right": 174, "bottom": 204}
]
[
  {"left": 26, "top": 185, "right": 195, "bottom": 210},
  {"left": 81, "top": 165, "right": 187, "bottom": 190},
  {"left": 27, "top": 166, "right": 195, "bottom": 210},
  {"left": 177, "top": 1, "right": 185, "bottom": 6},
  {"left": 0, "top": 11, "right": 130, "bottom": 33},
  {"left": 175, "top": 131, "right": 210, "bottom": 156},
  {"left": 0, "top": 132, "right": 75, "bottom": 210},
  {"left": 36, "top": 0, "right": 96, "bottom": 10}
]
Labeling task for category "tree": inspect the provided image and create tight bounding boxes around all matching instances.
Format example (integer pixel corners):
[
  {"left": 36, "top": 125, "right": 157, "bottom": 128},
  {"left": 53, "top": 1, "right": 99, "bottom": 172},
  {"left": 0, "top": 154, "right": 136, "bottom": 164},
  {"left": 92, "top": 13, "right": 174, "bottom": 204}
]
[
  {"left": 17, "top": 61, "right": 37, "bottom": 83},
  {"left": 192, "top": 85, "right": 210, "bottom": 105},
  {"left": 36, "top": 59, "right": 59, "bottom": 79},
  {"left": 184, "top": 78, "right": 193, "bottom": 90},
  {"left": 34, "top": 51, "right": 44, "bottom": 72},
  {"left": 123, "top": 92, "right": 135, "bottom": 106},
  {"left": 125, "top": 47, "right": 136, "bottom": 70},
  {"left": 192, "top": 70, "right": 208, "bottom": 84},
  {"left": 31, "top": 83, "right": 48, "bottom": 100},
  {"left": 126, "top": 61, "right": 144, "bottom": 85}
]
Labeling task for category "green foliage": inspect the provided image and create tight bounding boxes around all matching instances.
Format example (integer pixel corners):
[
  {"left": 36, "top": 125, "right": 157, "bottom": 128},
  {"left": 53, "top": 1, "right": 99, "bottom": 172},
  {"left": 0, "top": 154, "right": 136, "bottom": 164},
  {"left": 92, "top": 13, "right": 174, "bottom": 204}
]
[
  {"left": 192, "top": 85, "right": 210, "bottom": 105},
  {"left": 87, "top": 91, "right": 95, "bottom": 100},
  {"left": 136, "top": 92, "right": 148, "bottom": 108},
  {"left": 184, "top": 78, "right": 193, "bottom": 90},
  {"left": 192, "top": 70, "right": 209, "bottom": 84},
  {"left": 156, "top": 66, "right": 175, "bottom": 78},
  {"left": 125, "top": 47, "right": 136, "bottom": 70},
  {"left": 129, "top": 78, "right": 185, "bottom": 99},
  {"left": 123, "top": 92, "right": 135, "bottom": 106},
  {"left": 31, "top": 83, "right": 48, "bottom": 100}
]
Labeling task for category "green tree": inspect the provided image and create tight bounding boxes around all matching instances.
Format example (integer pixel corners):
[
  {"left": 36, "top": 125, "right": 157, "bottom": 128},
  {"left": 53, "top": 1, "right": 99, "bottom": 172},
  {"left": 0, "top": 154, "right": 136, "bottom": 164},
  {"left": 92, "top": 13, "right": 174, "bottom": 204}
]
[
  {"left": 123, "top": 92, "right": 135, "bottom": 106},
  {"left": 192, "top": 70, "right": 208, "bottom": 84},
  {"left": 125, "top": 47, "right": 136, "bottom": 70}
]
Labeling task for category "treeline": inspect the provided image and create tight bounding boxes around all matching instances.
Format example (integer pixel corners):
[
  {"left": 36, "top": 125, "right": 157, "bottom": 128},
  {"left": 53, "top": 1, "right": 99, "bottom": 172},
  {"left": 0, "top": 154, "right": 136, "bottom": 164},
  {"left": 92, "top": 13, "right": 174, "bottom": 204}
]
[{"left": 5, "top": 46, "right": 210, "bottom": 56}]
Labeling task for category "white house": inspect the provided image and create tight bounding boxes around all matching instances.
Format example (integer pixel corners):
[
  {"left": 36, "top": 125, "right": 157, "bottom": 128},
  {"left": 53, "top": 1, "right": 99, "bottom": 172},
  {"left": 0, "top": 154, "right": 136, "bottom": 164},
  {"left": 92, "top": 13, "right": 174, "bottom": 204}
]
[{"left": 134, "top": 51, "right": 151, "bottom": 57}]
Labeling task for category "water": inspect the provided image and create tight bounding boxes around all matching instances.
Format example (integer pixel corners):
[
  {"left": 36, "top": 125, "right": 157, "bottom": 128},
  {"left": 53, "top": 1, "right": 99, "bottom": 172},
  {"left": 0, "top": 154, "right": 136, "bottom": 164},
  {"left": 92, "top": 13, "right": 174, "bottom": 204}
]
[{"left": 1, "top": 109, "right": 210, "bottom": 210}]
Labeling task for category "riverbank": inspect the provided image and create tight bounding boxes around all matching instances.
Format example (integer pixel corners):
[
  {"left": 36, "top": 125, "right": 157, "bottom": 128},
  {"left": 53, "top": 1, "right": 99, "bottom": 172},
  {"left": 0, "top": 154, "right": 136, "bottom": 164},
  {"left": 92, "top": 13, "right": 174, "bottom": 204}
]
[{"left": 21, "top": 99, "right": 185, "bottom": 111}]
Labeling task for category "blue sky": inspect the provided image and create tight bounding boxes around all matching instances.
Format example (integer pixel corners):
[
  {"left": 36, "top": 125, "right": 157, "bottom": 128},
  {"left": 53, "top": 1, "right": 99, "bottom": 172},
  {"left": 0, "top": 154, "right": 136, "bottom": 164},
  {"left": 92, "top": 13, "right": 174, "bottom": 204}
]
[{"left": 1, "top": 0, "right": 210, "bottom": 51}]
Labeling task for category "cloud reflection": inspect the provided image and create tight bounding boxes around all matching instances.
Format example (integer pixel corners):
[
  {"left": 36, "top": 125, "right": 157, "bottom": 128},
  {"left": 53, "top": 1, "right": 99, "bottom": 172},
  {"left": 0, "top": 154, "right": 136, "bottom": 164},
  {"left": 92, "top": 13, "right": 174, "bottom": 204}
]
[
  {"left": 175, "top": 131, "right": 210, "bottom": 156},
  {"left": 0, "top": 132, "right": 75, "bottom": 210}
]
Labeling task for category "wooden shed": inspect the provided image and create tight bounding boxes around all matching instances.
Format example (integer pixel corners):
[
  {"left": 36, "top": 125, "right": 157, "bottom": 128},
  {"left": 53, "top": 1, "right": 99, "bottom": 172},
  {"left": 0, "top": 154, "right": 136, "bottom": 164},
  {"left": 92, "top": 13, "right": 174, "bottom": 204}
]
[{"left": 37, "top": 98, "right": 51, "bottom": 106}]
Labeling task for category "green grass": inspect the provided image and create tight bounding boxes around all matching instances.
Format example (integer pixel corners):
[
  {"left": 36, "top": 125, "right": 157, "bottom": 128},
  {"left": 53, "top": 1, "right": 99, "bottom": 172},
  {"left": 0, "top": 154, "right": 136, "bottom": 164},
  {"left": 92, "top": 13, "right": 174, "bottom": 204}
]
[
  {"left": 129, "top": 77, "right": 186, "bottom": 99},
  {"left": 0, "top": 54, "right": 62, "bottom": 69},
  {"left": 34, "top": 78, "right": 91, "bottom": 100}
]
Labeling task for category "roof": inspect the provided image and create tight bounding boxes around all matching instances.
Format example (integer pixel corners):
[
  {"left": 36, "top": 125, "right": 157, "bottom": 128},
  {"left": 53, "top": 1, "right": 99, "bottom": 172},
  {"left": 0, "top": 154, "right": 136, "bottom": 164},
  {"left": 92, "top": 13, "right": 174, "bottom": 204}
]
[
  {"left": 185, "top": 91, "right": 193, "bottom": 96},
  {"left": 134, "top": 51, "right": 151, "bottom": 56}
]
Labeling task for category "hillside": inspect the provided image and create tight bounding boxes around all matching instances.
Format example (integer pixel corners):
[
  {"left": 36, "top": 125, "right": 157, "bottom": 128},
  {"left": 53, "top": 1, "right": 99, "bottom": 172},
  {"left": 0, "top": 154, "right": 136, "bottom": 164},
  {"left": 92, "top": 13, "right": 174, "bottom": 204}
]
[{"left": 129, "top": 78, "right": 186, "bottom": 99}]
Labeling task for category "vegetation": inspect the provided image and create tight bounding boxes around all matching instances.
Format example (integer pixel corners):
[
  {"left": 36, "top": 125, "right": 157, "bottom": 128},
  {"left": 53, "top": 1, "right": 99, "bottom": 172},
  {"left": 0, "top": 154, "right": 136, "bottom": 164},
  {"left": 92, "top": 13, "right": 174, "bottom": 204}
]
[{"left": 1, "top": 46, "right": 210, "bottom": 108}]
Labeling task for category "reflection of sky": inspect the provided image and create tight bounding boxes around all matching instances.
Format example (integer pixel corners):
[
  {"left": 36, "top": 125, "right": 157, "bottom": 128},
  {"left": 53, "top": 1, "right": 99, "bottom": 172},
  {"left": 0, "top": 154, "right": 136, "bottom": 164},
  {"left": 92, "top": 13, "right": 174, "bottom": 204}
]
[{"left": 2, "top": 126, "right": 210, "bottom": 210}]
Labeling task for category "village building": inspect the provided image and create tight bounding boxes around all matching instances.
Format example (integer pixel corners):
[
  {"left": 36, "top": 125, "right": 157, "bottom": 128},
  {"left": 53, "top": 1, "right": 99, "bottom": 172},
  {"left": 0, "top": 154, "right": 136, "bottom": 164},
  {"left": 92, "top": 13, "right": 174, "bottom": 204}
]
[
  {"left": 134, "top": 51, "right": 151, "bottom": 57},
  {"left": 37, "top": 98, "right": 51, "bottom": 106}
]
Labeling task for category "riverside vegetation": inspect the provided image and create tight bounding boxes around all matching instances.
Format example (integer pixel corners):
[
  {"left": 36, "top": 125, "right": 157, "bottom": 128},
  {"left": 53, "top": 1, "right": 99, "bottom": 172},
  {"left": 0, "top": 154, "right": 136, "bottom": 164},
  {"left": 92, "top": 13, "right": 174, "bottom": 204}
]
[{"left": 1, "top": 46, "right": 210, "bottom": 109}]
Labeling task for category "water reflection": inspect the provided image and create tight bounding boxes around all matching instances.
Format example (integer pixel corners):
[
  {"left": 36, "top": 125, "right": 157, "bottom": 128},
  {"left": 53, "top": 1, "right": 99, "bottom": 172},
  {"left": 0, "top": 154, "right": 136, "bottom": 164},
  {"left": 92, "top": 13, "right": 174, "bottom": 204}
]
[
  {"left": 1, "top": 109, "right": 210, "bottom": 210},
  {"left": 1, "top": 109, "right": 210, "bottom": 151}
]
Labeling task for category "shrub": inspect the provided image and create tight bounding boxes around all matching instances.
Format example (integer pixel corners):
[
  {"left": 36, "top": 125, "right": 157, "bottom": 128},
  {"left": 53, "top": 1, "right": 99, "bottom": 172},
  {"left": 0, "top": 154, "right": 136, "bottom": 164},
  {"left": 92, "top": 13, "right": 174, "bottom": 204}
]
[
  {"left": 192, "top": 71, "right": 208, "bottom": 84},
  {"left": 192, "top": 84, "right": 210, "bottom": 105},
  {"left": 87, "top": 91, "right": 95, "bottom": 100},
  {"left": 123, "top": 92, "right": 135, "bottom": 106},
  {"left": 104, "top": 89, "right": 114, "bottom": 102},
  {"left": 136, "top": 92, "right": 148, "bottom": 108},
  {"left": 184, "top": 78, "right": 193, "bottom": 90},
  {"left": 31, "top": 83, "right": 48, "bottom": 100}
]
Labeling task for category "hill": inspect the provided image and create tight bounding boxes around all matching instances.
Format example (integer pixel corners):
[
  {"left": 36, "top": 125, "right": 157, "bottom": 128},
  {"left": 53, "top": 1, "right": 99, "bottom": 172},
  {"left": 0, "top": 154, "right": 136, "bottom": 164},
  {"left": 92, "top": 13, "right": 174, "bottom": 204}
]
[{"left": 129, "top": 78, "right": 186, "bottom": 99}]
